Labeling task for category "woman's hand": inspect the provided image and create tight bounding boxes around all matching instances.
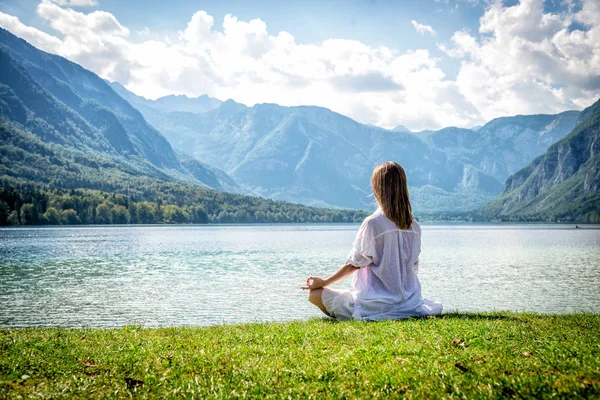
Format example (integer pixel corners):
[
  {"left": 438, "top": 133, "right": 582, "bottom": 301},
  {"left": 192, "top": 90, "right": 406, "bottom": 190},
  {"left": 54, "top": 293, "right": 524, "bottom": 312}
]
[
  {"left": 300, "top": 264, "right": 358, "bottom": 290},
  {"left": 300, "top": 276, "right": 327, "bottom": 290}
]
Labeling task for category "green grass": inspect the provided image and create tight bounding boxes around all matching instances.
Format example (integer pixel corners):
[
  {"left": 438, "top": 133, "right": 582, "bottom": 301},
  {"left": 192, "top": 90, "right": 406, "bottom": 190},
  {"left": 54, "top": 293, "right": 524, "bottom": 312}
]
[{"left": 1, "top": 313, "right": 599, "bottom": 398}]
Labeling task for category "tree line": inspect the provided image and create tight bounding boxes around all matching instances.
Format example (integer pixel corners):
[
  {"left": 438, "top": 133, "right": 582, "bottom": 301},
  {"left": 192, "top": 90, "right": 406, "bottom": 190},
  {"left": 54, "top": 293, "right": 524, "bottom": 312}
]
[{"left": 0, "top": 179, "right": 369, "bottom": 226}]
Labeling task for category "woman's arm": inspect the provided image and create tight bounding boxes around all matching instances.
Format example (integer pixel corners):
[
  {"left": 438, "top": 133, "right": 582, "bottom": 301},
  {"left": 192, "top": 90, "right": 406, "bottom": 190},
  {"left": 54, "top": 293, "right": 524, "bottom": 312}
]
[{"left": 301, "top": 264, "right": 359, "bottom": 290}]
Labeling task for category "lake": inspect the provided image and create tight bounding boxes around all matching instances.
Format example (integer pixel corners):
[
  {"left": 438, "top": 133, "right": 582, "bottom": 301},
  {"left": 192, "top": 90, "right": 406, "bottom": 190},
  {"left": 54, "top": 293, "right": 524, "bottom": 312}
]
[{"left": 0, "top": 224, "right": 599, "bottom": 328}]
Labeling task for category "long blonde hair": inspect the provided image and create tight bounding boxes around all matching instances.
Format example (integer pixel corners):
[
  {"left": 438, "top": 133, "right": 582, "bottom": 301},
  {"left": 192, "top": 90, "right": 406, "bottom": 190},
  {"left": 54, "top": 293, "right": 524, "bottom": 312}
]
[{"left": 371, "top": 161, "right": 412, "bottom": 230}]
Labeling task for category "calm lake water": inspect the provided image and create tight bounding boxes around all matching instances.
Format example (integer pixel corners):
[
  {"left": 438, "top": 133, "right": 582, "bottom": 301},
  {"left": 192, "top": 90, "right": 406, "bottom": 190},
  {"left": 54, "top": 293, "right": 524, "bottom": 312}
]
[{"left": 0, "top": 224, "right": 599, "bottom": 328}]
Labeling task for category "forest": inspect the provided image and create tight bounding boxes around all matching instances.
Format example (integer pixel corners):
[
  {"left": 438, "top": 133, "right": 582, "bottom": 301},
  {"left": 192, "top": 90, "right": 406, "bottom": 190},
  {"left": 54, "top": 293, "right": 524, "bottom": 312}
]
[{"left": 0, "top": 179, "right": 369, "bottom": 225}]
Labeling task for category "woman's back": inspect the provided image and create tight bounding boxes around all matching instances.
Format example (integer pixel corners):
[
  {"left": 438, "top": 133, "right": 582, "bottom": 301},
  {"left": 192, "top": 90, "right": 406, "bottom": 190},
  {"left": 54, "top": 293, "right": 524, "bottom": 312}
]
[{"left": 346, "top": 208, "right": 429, "bottom": 320}]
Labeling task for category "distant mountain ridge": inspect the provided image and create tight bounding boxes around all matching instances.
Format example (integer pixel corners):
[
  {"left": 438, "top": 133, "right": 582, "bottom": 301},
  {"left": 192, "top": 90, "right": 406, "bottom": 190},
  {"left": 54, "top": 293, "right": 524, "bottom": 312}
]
[
  {"left": 423, "top": 111, "right": 580, "bottom": 185},
  {"left": 479, "top": 98, "right": 600, "bottom": 222},
  {"left": 111, "top": 82, "right": 580, "bottom": 212},
  {"left": 391, "top": 125, "right": 411, "bottom": 133},
  {"left": 109, "top": 81, "right": 222, "bottom": 115}
]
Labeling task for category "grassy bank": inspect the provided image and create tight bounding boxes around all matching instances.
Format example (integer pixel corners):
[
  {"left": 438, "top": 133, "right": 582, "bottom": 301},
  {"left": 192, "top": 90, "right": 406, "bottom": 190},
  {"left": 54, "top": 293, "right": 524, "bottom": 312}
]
[{"left": 1, "top": 313, "right": 599, "bottom": 398}]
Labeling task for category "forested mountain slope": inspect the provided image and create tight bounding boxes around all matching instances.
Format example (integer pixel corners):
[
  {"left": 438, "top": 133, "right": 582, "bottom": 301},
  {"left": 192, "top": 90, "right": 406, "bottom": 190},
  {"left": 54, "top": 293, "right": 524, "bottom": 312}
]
[{"left": 0, "top": 27, "right": 236, "bottom": 192}]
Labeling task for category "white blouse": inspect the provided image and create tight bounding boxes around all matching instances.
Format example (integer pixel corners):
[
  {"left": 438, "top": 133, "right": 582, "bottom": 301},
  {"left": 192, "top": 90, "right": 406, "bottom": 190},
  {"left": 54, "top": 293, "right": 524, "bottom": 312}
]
[{"left": 344, "top": 208, "right": 442, "bottom": 320}]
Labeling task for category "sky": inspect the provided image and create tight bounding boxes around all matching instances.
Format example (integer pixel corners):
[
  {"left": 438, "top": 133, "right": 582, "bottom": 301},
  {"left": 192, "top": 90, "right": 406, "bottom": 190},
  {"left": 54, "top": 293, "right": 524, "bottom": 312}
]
[{"left": 0, "top": 0, "right": 598, "bottom": 131}]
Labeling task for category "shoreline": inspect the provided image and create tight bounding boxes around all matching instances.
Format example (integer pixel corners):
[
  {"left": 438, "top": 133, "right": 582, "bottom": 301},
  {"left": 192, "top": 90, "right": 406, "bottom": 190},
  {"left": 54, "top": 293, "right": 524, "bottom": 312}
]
[
  {"left": 2, "top": 221, "right": 600, "bottom": 228},
  {"left": 2, "top": 311, "right": 600, "bottom": 330}
]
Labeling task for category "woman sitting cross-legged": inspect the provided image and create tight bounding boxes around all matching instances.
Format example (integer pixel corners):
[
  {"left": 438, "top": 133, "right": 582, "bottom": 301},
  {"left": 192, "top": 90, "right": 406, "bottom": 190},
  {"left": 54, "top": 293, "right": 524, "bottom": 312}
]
[{"left": 301, "top": 161, "right": 443, "bottom": 321}]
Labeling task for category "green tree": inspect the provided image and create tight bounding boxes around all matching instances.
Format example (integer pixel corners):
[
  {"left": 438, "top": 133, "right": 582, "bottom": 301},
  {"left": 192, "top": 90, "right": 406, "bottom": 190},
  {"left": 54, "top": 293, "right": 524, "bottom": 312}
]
[
  {"left": 20, "top": 203, "right": 36, "bottom": 225},
  {"left": 58, "top": 194, "right": 75, "bottom": 210},
  {"left": 155, "top": 204, "right": 164, "bottom": 222},
  {"left": 112, "top": 205, "right": 131, "bottom": 224},
  {"left": 7, "top": 210, "right": 19, "bottom": 225},
  {"left": 61, "top": 209, "right": 79, "bottom": 224},
  {"left": 189, "top": 206, "right": 209, "bottom": 224},
  {"left": 95, "top": 203, "right": 112, "bottom": 224},
  {"left": 162, "top": 205, "right": 188, "bottom": 223},
  {"left": 43, "top": 207, "right": 61, "bottom": 225},
  {"left": 87, "top": 205, "right": 95, "bottom": 223},
  {"left": 255, "top": 211, "right": 266, "bottom": 222},
  {"left": 0, "top": 201, "right": 9, "bottom": 226},
  {"left": 136, "top": 202, "right": 157, "bottom": 224},
  {"left": 217, "top": 210, "right": 230, "bottom": 223},
  {"left": 128, "top": 203, "right": 138, "bottom": 224}
]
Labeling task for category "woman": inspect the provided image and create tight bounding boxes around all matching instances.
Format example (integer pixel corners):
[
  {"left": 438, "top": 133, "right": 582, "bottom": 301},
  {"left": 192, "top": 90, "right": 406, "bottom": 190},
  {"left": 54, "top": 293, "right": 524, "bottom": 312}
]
[{"left": 301, "top": 161, "right": 442, "bottom": 320}]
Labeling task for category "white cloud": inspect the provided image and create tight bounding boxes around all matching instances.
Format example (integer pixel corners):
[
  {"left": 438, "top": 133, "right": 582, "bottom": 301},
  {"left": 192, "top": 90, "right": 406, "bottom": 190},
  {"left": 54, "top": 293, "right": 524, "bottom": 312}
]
[
  {"left": 440, "top": 0, "right": 600, "bottom": 120},
  {"left": 38, "top": 1, "right": 128, "bottom": 37},
  {"left": 411, "top": 20, "right": 436, "bottom": 36},
  {"left": 0, "top": 11, "right": 62, "bottom": 53},
  {"left": 0, "top": 0, "right": 598, "bottom": 131}
]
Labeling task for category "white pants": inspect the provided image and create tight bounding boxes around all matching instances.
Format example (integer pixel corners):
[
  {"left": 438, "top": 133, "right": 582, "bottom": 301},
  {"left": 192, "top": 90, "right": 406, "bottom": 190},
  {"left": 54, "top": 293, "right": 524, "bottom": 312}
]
[{"left": 321, "top": 287, "right": 443, "bottom": 321}]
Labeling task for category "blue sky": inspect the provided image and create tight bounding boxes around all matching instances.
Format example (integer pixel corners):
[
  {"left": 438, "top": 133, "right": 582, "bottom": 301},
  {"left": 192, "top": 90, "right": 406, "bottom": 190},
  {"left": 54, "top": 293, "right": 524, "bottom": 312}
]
[{"left": 0, "top": 0, "right": 597, "bottom": 130}]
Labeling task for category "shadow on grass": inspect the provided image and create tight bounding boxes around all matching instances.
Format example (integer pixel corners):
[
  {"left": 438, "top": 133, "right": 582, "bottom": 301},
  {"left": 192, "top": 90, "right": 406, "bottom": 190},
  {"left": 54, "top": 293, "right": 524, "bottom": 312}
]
[
  {"left": 434, "top": 312, "right": 528, "bottom": 322},
  {"left": 310, "top": 311, "right": 530, "bottom": 324}
]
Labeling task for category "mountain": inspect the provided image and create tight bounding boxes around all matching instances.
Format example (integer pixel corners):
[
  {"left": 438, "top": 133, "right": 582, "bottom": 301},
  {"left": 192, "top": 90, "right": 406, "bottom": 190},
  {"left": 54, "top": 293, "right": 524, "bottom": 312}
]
[
  {"left": 152, "top": 94, "right": 222, "bottom": 114},
  {"left": 113, "top": 82, "right": 579, "bottom": 212},
  {"left": 479, "top": 98, "right": 600, "bottom": 222},
  {"left": 107, "top": 97, "right": 463, "bottom": 210},
  {"left": 0, "top": 28, "right": 237, "bottom": 193},
  {"left": 423, "top": 111, "right": 580, "bottom": 187},
  {"left": 391, "top": 125, "right": 411, "bottom": 133},
  {"left": 109, "top": 81, "right": 222, "bottom": 114}
]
